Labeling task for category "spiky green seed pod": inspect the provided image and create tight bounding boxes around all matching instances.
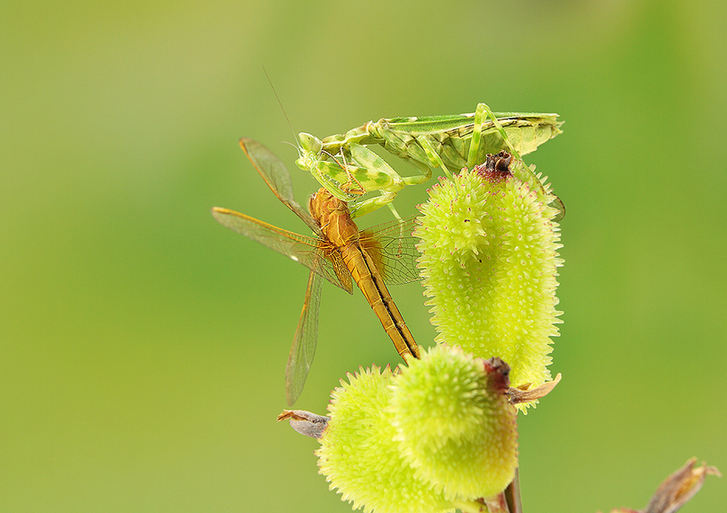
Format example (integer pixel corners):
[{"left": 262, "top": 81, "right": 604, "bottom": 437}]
[
  {"left": 415, "top": 156, "right": 563, "bottom": 404},
  {"left": 391, "top": 344, "right": 490, "bottom": 443},
  {"left": 391, "top": 345, "right": 517, "bottom": 500},
  {"left": 316, "top": 366, "right": 455, "bottom": 513}
]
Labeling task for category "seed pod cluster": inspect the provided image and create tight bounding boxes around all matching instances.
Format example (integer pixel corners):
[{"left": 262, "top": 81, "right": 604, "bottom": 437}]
[
  {"left": 391, "top": 345, "right": 517, "bottom": 500},
  {"left": 315, "top": 346, "right": 518, "bottom": 513}
]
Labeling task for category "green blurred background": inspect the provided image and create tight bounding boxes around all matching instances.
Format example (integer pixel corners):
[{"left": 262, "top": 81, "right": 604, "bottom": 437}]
[{"left": 2, "top": 0, "right": 725, "bottom": 511}]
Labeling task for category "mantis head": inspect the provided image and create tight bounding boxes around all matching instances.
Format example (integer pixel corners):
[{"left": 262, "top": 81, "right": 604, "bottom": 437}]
[{"left": 295, "top": 132, "right": 323, "bottom": 171}]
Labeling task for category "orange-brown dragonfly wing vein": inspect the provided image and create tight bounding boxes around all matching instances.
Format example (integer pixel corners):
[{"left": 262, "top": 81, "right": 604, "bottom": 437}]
[
  {"left": 211, "top": 207, "right": 352, "bottom": 293},
  {"left": 239, "top": 137, "right": 321, "bottom": 235},
  {"left": 285, "top": 270, "right": 323, "bottom": 406},
  {"left": 360, "top": 216, "right": 420, "bottom": 286}
]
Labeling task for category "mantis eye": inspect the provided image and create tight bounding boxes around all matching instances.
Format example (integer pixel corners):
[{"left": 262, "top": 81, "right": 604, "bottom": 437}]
[{"left": 298, "top": 132, "right": 323, "bottom": 154}]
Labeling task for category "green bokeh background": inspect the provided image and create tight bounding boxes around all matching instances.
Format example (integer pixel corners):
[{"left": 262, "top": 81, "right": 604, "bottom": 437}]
[{"left": 2, "top": 1, "right": 725, "bottom": 511}]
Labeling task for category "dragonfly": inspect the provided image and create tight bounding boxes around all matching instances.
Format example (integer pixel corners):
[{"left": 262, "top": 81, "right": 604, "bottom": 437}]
[
  {"left": 212, "top": 138, "right": 421, "bottom": 405},
  {"left": 294, "top": 103, "right": 563, "bottom": 219}
]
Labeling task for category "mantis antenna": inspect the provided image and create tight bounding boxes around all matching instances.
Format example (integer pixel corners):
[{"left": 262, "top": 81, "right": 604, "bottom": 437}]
[{"left": 263, "top": 66, "right": 300, "bottom": 156}]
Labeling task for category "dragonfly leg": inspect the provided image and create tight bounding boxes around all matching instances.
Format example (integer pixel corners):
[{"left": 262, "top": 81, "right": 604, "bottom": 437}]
[{"left": 334, "top": 150, "right": 366, "bottom": 196}]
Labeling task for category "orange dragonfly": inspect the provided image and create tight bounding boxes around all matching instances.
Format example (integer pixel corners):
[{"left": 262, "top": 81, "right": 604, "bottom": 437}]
[{"left": 212, "top": 138, "right": 421, "bottom": 405}]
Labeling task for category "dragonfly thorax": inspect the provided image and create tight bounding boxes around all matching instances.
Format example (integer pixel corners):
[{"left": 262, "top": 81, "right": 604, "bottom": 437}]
[{"left": 308, "top": 188, "right": 359, "bottom": 247}]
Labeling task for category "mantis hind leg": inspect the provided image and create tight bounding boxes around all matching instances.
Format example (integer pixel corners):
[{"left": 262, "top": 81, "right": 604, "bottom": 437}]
[
  {"left": 416, "top": 135, "right": 453, "bottom": 179},
  {"left": 380, "top": 129, "right": 451, "bottom": 180},
  {"left": 377, "top": 129, "right": 439, "bottom": 183},
  {"left": 386, "top": 202, "right": 407, "bottom": 242},
  {"left": 467, "top": 103, "right": 523, "bottom": 168},
  {"left": 469, "top": 104, "right": 565, "bottom": 220},
  {"left": 401, "top": 161, "right": 434, "bottom": 185}
]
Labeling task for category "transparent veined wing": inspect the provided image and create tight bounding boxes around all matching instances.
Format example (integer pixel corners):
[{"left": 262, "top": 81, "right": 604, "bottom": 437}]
[
  {"left": 285, "top": 270, "right": 322, "bottom": 406},
  {"left": 239, "top": 138, "right": 321, "bottom": 234},
  {"left": 359, "top": 216, "right": 420, "bottom": 286},
  {"left": 211, "top": 207, "right": 353, "bottom": 293}
]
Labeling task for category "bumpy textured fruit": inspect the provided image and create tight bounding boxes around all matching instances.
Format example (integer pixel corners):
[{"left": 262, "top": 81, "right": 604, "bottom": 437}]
[
  {"left": 391, "top": 345, "right": 517, "bottom": 500},
  {"left": 314, "top": 347, "right": 519, "bottom": 512},
  {"left": 415, "top": 161, "right": 563, "bottom": 403},
  {"left": 316, "top": 366, "right": 455, "bottom": 513}
]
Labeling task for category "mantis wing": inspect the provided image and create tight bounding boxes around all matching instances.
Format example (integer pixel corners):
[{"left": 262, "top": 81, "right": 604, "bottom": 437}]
[
  {"left": 211, "top": 207, "right": 353, "bottom": 293},
  {"left": 239, "top": 137, "right": 322, "bottom": 235},
  {"left": 285, "top": 270, "right": 322, "bottom": 406}
]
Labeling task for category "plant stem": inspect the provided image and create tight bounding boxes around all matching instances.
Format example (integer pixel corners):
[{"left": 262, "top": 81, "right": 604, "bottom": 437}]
[
  {"left": 483, "top": 492, "right": 510, "bottom": 513},
  {"left": 504, "top": 468, "right": 522, "bottom": 513},
  {"left": 454, "top": 499, "right": 488, "bottom": 513}
]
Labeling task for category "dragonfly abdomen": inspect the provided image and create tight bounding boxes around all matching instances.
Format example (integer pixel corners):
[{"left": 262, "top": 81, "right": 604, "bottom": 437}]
[{"left": 340, "top": 244, "right": 420, "bottom": 360}]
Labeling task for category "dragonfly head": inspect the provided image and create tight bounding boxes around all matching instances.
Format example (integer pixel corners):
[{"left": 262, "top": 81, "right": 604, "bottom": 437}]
[{"left": 295, "top": 132, "right": 323, "bottom": 171}]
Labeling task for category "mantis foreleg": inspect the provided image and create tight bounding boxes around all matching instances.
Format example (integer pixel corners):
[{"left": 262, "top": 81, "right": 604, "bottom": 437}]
[
  {"left": 310, "top": 161, "right": 359, "bottom": 202},
  {"left": 349, "top": 191, "right": 397, "bottom": 219}
]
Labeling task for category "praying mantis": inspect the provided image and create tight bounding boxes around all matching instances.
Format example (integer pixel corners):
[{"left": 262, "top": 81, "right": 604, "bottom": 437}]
[{"left": 293, "top": 103, "right": 564, "bottom": 220}]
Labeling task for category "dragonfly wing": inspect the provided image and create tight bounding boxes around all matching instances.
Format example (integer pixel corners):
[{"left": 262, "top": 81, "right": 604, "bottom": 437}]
[
  {"left": 211, "top": 207, "right": 349, "bottom": 292},
  {"left": 359, "top": 216, "right": 420, "bottom": 286},
  {"left": 329, "top": 250, "right": 353, "bottom": 294},
  {"left": 239, "top": 138, "right": 321, "bottom": 234},
  {"left": 285, "top": 270, "right": 322, "bottom": 406}
]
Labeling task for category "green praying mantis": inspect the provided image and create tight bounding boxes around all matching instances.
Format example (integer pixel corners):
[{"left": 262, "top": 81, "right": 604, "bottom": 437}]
[{"left": 293, "top": 103, "right": 564, "bottom": 220}]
